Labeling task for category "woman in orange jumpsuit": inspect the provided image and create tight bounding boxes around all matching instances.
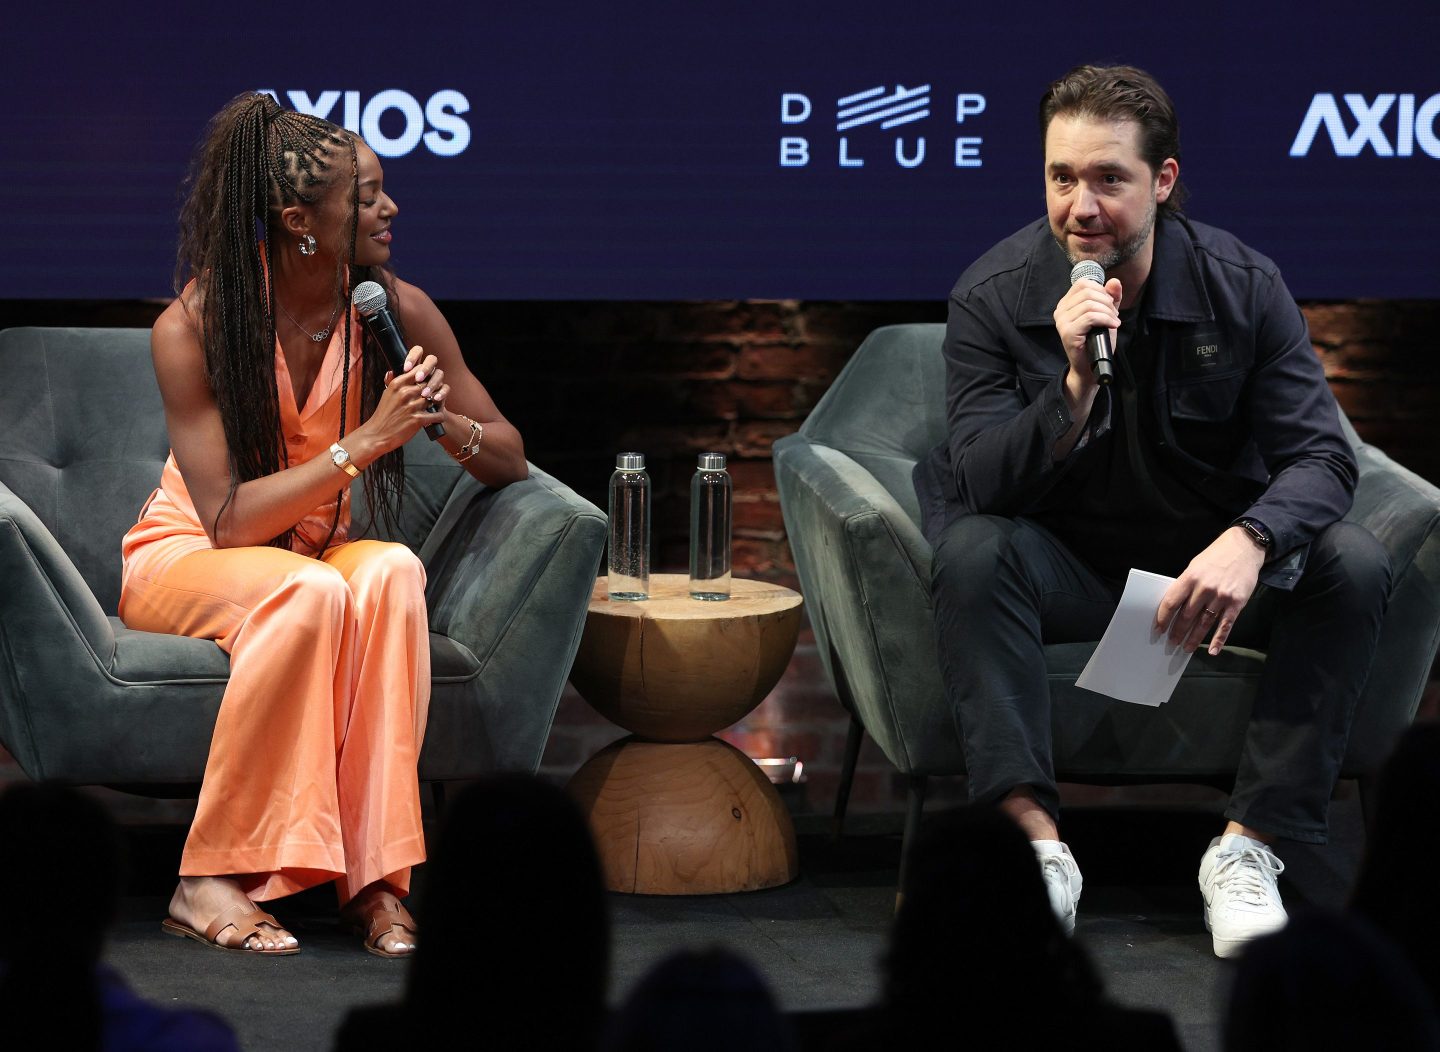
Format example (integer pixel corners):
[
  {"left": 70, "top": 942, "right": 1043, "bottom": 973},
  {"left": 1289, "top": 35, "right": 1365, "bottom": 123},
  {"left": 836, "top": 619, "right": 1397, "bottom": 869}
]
[{"left": 118, "top": 93, "right": 527, "bottom": 957}]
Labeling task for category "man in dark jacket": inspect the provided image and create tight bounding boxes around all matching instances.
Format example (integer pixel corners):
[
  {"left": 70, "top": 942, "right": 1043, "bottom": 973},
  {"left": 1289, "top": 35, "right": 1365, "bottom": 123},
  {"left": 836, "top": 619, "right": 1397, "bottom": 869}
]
[{"left": 912, "top": 64, "right": 1391, "bottom": 958}]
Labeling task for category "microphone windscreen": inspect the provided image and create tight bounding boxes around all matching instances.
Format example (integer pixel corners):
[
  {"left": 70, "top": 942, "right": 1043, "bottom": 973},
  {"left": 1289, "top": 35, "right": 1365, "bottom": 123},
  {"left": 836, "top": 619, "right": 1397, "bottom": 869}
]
[
  {"left": 1069, "top": 260, "right": 1105, "bottom": 286},
  {"left": 351, "top": 280, "right": 388, "bottom": 317}
]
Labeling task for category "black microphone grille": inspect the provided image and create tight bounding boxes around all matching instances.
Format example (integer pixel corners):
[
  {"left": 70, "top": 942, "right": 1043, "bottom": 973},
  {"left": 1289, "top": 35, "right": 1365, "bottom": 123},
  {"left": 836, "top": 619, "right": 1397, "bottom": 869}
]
[
  {"left": 1069, "top": 260, "right": 1105, "bottom": 286},
  {"left": 351, "top": 280, "right": 388, "bottom": 317}
]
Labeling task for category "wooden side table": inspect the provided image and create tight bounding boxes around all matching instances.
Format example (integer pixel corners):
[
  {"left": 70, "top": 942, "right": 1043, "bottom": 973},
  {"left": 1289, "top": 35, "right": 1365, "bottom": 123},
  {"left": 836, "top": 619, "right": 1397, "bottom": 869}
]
[{"left": 567, "top": 574, "right": 803, "bottom": 894}]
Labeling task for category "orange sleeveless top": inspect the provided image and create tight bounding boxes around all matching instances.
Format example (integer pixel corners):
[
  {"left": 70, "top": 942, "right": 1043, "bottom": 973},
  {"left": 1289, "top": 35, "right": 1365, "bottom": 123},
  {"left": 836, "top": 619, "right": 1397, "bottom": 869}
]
[{"left": 122, "top": 313, "right": 364, "bottom": 567}]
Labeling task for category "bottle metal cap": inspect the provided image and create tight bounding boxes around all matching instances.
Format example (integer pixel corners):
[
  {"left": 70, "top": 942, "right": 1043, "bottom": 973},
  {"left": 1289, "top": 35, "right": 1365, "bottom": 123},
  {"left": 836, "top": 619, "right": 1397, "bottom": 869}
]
[
  {"left": 616, "top": 452, "right": 645, "bottom": 470},
  {"left": 697, "top": 452, "right": 726, "bottom": 470}
]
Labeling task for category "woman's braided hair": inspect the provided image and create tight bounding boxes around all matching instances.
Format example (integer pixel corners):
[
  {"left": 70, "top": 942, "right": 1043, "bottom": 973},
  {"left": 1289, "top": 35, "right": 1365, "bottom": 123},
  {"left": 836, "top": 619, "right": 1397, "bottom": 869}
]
[{"left": 175, "top": 91, "right": 404, "bottom": 551}]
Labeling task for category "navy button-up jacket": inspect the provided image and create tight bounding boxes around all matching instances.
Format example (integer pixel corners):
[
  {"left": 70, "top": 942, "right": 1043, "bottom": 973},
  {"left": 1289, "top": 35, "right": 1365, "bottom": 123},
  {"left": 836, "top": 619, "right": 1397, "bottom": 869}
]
[{"left": 913, "top": 212, "right": 1356, "bottom": 590}]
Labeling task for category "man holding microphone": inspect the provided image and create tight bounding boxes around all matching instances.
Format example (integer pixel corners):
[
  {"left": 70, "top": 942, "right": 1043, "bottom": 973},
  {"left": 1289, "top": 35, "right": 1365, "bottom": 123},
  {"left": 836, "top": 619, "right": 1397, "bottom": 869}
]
[{"left": 913, "top": 64, "right": 1391, "bottom": 957}]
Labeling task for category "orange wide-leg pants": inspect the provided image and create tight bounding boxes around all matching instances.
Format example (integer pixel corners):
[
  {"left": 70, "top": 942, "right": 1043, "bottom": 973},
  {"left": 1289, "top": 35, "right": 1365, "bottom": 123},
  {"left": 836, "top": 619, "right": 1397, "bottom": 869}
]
[{"left": 119, "top": 539, "right": 431, "bottom": 904}]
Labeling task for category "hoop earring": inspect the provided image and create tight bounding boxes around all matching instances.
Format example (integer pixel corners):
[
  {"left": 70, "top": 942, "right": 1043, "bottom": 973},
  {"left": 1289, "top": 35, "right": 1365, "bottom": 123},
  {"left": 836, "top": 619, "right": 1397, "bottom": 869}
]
[{"left": 298, "top": 234, "right": 318, "bottom": 256}]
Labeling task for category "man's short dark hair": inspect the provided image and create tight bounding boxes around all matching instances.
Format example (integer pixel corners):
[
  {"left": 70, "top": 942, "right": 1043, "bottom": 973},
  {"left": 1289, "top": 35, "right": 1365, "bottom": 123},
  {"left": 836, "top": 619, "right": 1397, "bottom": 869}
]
[{"left": 1039, "top": 64, "right": 1186, "bottom": 213}]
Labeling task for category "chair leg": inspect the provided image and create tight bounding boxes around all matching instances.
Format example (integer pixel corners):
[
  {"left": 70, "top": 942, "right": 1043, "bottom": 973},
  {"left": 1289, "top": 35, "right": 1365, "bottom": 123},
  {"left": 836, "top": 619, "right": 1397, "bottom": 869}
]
[
  {"left": 895, "top": 775, "right": 928, "bottom": 913},
  {"left": 831, "top": 715, "right": 866, "bottom": 843}
]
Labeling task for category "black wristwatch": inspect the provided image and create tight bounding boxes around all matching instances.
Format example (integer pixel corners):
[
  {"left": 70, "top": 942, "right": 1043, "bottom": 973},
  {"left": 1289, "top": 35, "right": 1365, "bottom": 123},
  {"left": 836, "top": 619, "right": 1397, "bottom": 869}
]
[{"left": 1235, "top": 517, "right": 1273, "bottom": 551}]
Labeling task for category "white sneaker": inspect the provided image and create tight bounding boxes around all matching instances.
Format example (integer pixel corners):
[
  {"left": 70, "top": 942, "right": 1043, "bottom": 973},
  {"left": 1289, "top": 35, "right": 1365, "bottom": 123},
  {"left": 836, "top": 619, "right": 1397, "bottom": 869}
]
[
  {"left": 1033, "top": 840, "right": 1082, "bottom": 936},
  {"left": 1197, "top": 834, "right": 1287, "bottom": 958}
]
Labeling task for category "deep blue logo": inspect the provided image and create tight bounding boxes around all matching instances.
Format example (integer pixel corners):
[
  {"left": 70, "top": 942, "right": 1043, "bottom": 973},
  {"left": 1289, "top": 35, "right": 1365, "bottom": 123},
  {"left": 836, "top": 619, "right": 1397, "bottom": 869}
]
[{"left": 779, "top": 85, "right": 987, "bottom": 169}]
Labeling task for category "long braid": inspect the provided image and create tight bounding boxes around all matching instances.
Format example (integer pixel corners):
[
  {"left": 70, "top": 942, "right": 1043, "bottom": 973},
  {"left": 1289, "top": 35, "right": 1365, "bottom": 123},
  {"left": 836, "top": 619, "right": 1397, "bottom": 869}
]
[
  {"left": 176, "top": 91, "right": 405, "bottom": 552},
  {"left": 313, "top": 138, "right": 358, "bottom": 558},
  {"left": 178, "top": 94, "right": 286, "bottom": 542},
  {"left": 357, "top": 268, "right": 406, "bottom": 542}
]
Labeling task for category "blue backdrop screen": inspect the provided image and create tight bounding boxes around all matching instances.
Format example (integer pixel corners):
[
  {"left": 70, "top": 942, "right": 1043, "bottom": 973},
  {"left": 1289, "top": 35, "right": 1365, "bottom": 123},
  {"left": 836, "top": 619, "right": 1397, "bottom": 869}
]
[{"left": 5, "top": 2, "right": 1433, "bottom": 300}]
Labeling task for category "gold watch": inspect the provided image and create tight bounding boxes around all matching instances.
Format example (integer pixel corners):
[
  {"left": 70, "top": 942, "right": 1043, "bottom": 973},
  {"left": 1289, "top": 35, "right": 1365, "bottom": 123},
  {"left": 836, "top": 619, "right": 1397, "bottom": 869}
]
[{"left": 329, "top": 442, "right": 360, "bottom": 478}]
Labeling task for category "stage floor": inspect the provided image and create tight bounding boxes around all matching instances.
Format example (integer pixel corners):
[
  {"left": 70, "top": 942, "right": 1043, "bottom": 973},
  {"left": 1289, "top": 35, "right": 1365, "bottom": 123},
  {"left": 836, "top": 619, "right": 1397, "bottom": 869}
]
[{"left": 103, "top": 795, "right": 1364, "bottom": 1052}]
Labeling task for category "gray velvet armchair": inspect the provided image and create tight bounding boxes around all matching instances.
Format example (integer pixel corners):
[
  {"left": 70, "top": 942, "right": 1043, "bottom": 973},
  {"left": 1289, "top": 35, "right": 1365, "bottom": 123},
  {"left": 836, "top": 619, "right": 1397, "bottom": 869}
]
[
  {"left": 775, "top": 323, "right": 1440, "bottom": 869},
  {"left": 0, "top": 326, "right": 606, "bottom": 793}
]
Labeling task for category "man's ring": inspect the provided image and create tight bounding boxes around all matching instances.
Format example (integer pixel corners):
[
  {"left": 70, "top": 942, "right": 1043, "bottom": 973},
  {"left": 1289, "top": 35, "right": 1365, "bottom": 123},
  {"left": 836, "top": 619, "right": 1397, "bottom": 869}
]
[{"left": 1203, "top": 608, "right": 1219, "bottom": 618}]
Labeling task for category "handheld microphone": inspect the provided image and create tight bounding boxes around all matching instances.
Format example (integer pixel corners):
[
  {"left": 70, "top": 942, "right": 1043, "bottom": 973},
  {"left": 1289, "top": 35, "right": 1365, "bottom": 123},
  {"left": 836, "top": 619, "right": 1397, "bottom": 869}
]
[
  {"left": 351, "top": 280, "right": 445, "bottom": 440},
  {"left": 1068, "top": 260, "right": 1115, "bottom": 387}
]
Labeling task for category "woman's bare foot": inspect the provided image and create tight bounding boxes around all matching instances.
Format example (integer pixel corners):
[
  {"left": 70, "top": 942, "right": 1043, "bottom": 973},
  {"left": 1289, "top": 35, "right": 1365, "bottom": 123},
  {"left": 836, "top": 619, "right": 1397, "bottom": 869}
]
[
  {"left": 167, "top": 876, "right": 298, "bottom": 952},
  {"left": 341, "top": 883, "right": 417, "bottom": 957}
]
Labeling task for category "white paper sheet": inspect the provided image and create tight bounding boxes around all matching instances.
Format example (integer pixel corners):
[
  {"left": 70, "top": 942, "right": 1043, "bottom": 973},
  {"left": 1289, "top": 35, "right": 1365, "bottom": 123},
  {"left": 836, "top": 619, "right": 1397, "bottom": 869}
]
[{"left": 1075, "top": 568, "right": 1193, "bottom": 706}]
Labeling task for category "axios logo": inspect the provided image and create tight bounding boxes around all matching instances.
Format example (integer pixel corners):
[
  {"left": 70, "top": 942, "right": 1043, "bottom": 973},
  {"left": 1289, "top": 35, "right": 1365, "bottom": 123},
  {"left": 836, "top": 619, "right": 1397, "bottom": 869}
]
[
  {"left": 1290, "top": 93, "right": 1440, "bottom": 158},
  {"left": 779, "top": 84, "right": 987, "bottom": 169},
  {"left": 258, "top": 89, "right": 471, "bottom": 158}
]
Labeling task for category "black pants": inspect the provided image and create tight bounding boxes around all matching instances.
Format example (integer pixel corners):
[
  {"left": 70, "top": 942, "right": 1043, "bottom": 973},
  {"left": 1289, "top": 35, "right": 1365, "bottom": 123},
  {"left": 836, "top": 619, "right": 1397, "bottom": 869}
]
[{"left": 928, "top": 516, "right": 1392, "bottom": 844}]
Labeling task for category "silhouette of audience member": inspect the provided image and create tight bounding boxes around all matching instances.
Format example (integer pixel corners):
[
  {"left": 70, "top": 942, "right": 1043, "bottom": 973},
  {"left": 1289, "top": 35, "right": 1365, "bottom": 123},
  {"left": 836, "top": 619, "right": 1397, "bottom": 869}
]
[
  {"left": 0, "top": 782, "right": 237, "bottom": 1051},
  {"left": 885, "top": 806, "right": 1180, "bottom": 1050},
  {"left": 334, "top": 775, "right": 610, "bottom": 1051},
  {"left": 1352, "top": 721, "right": 1440, "bottom": 1011},
  {"left": 601, "top": 947, "right": 795, "bottom": 1052},
  {"left": 1225, "top": 909, "right": 1439, "bottom": 1051}
]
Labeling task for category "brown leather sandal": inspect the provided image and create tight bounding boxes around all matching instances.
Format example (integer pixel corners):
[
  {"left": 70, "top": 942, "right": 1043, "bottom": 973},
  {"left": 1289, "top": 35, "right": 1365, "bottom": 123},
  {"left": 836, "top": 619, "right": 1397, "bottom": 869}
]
[
  {"left": 348, "top": 901, "right": 418, "bottom": 959},
  {"left": 161, "top": 902, "right": 300, "bottom": 955}
]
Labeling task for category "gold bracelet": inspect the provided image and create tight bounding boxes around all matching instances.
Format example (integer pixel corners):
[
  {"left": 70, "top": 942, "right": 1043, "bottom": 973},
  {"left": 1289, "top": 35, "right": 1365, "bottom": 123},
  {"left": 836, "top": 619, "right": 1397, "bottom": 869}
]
[{"left": 454, "top": 416, "right": 484, "bottom": 463}]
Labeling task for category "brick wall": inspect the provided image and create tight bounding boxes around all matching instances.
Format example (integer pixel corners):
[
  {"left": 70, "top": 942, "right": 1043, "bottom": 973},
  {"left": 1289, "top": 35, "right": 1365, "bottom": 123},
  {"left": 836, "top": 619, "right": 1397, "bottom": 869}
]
[
  {"left": 2, "top": 297, "right": 1437, "bottom": 817},
  {"left": 433, "top": 300, "right": 947, "bottom": 582},
  {"left": 1309, "top": 301, "right": 1440, "bottom": 486}
]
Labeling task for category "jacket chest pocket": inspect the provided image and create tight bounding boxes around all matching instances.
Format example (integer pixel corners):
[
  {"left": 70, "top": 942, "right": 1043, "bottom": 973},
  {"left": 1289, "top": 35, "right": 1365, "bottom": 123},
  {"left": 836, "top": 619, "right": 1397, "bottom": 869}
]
[
  {"left": 1168, "top": 371, "right": 1247, "bottom": 422},
  {"left": 1167, "top": 371, "right": 1249, "bottom": 468}
]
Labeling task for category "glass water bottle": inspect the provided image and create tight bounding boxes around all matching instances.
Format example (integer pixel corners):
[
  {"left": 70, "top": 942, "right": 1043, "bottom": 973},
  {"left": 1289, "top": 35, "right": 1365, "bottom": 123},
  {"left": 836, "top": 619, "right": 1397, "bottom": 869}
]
[
  {"left": 689, "top": 452, "right": 732, "bottom": 600},
  {"left": 608, "top": 452, "right": 650, "bottom": 601}
]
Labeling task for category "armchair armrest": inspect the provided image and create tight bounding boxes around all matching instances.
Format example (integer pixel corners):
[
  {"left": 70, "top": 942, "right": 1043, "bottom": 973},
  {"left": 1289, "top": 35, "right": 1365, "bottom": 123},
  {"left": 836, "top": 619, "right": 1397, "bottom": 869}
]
[
  {"left": 0, "top": 481, "right": 119, "bottom": 772},
  {"left": 774, "top": 434, "right": 954, "bottom": 773},
  {"left": 421, "top": 462, "right": 606, "bottom": 684},
  {"left": 1348, "top": 445, "right": 1440, "bottom": 576},
  {"left": 1342, "top": 445, "right": 1440, "bottom": 768}
]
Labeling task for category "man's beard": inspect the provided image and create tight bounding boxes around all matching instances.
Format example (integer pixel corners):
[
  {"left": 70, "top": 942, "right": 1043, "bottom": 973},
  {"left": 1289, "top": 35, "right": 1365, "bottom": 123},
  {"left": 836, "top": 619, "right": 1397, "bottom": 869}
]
[{"left": 1056, "top": 198, "right": 1156, "bottom": 271}]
